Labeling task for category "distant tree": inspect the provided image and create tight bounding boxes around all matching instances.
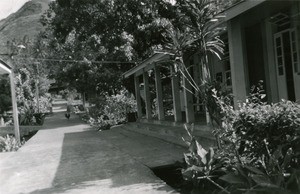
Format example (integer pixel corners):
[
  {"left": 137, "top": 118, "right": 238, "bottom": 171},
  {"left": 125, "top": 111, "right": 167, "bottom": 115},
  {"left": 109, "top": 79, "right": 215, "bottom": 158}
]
[
  {"left": 2, "top": 35, "right": 52, "bottom": 113},
  {"left": 40, "top": 0, "right": 235, "bottom": 97},
  {"left": 164, "top": 0, "right": 225, "bottom": 81},
  {"left": 40, "top": 0, "right": 179, "bottom": 92}
]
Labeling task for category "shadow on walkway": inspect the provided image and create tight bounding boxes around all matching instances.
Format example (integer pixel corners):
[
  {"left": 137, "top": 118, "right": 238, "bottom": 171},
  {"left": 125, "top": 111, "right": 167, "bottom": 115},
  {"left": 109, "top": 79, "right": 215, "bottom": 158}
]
[
  {"left": 1, "top": 101, "right": 178, "bottom": 194},
  {"left": 28, "top": 130, "right": 174, "bottom": 194}
]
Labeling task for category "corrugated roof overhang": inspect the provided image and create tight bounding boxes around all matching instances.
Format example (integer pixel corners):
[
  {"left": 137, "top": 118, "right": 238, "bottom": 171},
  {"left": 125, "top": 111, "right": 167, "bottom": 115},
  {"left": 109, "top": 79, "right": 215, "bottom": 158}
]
[
  {"left": 0, "top": 58, "right": 12, "bottom": 75},
  {"left": 123, "top": 52, "right": 173, "bottom": 78},
  {"left": 223, "top": 0, "right": 266, "bottom": 21}
]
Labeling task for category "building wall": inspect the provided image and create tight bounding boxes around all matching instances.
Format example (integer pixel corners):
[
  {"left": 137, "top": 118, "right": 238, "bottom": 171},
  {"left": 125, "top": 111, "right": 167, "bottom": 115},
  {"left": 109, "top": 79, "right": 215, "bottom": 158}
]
[
  {"left": 179, "top": 0, "right": 300, "bottom": 107},
  {"left": 226, "top": 0, "right": 300, "bottom": 104},
  {"left": 291, "top": 1, "right": 300, "bottom": 102}
]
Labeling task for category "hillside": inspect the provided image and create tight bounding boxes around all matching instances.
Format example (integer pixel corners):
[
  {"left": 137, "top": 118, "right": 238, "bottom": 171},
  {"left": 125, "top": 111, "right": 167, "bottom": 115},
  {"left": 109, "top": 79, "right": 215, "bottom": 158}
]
[{"left": 0, "top": 0, "right": 51, "bottom": 55}]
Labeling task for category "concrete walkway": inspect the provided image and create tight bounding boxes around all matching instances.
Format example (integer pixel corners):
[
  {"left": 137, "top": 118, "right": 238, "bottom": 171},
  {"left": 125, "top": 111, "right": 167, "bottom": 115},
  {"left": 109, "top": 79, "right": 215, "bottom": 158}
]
[{"left": 0, "top": 105, "right": 185, "bottom": 194}]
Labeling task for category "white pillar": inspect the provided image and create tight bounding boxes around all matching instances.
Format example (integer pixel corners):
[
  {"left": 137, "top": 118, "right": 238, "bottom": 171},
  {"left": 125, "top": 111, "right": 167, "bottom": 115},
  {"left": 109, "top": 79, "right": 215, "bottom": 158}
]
[
  {"left": 134, "top": 75, "right": 142, "bottom": 118},
  {"left": 262, "top": 20, "right": 279, "bottom": 102},
  {"left": 183, "top": 72, "right": 195, "bottom": 123},
  {"left": 143, "top": 71, "right": 152, "bottom": 120},
  {"left": 154, "top": 65, "right": 165, "bottom": 120},
  {"left": 8, "top": 60, "right": 20, "bottom": 143},
  {"left": 170, "top": 65, "right": 182, "bottom": 122},
  {"left": 228, "top": 18, "right": 249, "bottom": 107}
]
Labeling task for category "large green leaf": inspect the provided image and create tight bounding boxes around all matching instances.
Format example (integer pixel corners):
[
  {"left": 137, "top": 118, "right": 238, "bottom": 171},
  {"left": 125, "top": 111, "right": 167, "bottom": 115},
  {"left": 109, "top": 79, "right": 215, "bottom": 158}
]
[
  {"left": 282, "top": 147, "right": 293, "bottom": 169},
  {"left": 184, "top": 153, "right": 193, "bottom": 166},
  {"left": 182, "top": 165, "right": 204, "bottom": 181},
  {"left": 251, "top": 174, "right": 279, "bottom": 188},
  {"left": 206, "top": 147, "right": 214, "bottom": 168},
  {"left": 244, "top": 165, "right": 264, "bottom": 175},
  {"left": 219, "top": 172, "right": 247, "bottom": 184},
  {"left": 195, "top": 140, "right": 208, "bottom": 164}
]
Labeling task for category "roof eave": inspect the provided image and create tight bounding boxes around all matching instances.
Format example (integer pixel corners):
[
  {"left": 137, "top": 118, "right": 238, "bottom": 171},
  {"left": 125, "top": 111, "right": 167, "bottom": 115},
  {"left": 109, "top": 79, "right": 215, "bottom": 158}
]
[
  {"left": 122, "top": 52, "right": 173, "bottom": 78},
  {"left": 0, "top": 58, "right": 12, "bottom": 75},
  {"left": 224, "top": 0, "right": 267, "bottom": 21}
]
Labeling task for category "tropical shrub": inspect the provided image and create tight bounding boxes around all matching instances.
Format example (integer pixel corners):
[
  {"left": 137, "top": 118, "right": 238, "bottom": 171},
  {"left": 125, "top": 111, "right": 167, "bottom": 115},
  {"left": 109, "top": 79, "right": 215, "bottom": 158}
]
[
  {"left": 88, "top": 115, "right": 117, "bottom": 131},
  {"left": 219, "top": 145, "right": 300, "bottom": 194},
  {"left": 212, "top": 82, "right": 300, "bottom": 166},
  {"left": 235, "top": 99, "right": 300, "bottom": 163},
  {"left": 34, "top": 93, "right": 52, "bottom": 113},
  {"left": 182, "top": 82, "right": 300, "bottom": 193},
  {"left": 105, "top": 89, "right": 137, "bottom": 116},
  {"left": 181, "top": 124, "right": 230, "bottom": 194},
  {"left": 0, "top": 135, "right": 25, "bottom": 152},
  {"left": 18, "top": 101, "right": 35, "bottom": 125},
  {"left": 86, "top": 89, "right": 137, "bottom": 130},
  {"left": 18, "top": 100, "right": 47, "bottom": 125},
  {"left": 217, "top": 84, "right": 300, "bottom": 194},
  {"left": 33, "top": 113, "right": 46, "bottom": 125}
]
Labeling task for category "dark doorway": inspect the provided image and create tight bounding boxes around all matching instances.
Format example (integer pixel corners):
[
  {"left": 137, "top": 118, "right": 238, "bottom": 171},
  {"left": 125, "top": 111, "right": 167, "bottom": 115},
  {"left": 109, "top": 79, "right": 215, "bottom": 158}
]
[
  {"left": 282, "top": 31, "right": 296, "bottom": 101},
  {"left": 245, "top": 23, "right": 267, "bottom": 95}
]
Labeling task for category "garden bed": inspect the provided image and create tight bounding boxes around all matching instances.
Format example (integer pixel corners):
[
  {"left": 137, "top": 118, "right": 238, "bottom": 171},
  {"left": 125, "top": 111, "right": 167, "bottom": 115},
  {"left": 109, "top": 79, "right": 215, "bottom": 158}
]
[
  {"left": 0, "top": 130, "right": 38, "bottom": 152},
  {"left": 0, "top": 125, "right": 42, "bottom": 136},
  {"left": 21, "top": 130, "right": 38, "bottom": 141},
  {"left": 151, "top": 164, "right": 192, "bottom": 194}
]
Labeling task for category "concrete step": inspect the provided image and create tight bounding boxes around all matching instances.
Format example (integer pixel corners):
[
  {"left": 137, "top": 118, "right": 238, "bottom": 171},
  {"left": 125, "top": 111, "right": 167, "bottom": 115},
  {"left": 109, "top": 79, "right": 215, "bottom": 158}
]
[{"left": 121, "top": 122, "right": 216, "bottom": 149}]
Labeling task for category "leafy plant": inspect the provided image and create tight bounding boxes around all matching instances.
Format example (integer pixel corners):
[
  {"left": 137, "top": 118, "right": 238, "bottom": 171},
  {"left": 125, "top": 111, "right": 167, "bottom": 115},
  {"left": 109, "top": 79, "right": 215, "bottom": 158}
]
[
  {"left": 235, "top": 100, "right": 300, "bottom": 162},
  {"left": 219, "top": 143, "right": 300, "bottom": 194},
  {"left": 18, "top": 100, "right": 48, "bottom": 125},
  {"left": 33, "top": 113, "right": 46, "bottom": 125},
  {"left": 182, "top": 82, "right": 300, "bottom": 193},
  {"left": 88, "top": 115, "right": 116, "bottom": 131},
  {"left": 19, "top": 101, "right": 34, "bottom": 125},
  {"left": 182, "top": 124, "right": 230, "bottom": 193},
  {"left": 85, "top": 89, "right": 137, "bottom": 130},
  {"left": 0, "top": 135, "right": 25, "bottom": 152},
  {"left": 34, "top": 93, "right": 52, "bottom": 113}
]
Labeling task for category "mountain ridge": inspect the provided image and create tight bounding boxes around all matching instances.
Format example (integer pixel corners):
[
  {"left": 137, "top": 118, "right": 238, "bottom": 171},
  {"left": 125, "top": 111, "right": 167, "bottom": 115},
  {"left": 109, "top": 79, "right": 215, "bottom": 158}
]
[{"left": 0, "top": 0, "right": 51, "bottom": 55}]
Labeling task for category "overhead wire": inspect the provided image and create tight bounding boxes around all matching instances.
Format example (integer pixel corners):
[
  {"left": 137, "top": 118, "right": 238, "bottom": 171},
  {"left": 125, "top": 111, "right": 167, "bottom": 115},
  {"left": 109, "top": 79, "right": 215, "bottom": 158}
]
[{"left": 13, "top": 57, "right": 136, "bottom": 64}]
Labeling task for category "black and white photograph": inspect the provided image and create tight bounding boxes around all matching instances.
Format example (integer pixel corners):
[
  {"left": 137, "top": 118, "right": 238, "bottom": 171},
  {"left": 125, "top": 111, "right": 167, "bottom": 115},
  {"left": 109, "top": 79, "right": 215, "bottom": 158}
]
[{"left": 0, "top": 0, "right": 300, "bottom": 193}]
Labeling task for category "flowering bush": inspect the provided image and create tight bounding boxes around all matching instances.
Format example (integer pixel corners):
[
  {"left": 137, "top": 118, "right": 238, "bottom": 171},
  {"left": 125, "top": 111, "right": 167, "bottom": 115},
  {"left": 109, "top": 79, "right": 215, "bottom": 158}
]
[
  {"left": 18, "top": 101, "right": 35, "bottom": 125},
  {"left": 0, "top": 135, "right": 25, "bottom": 152},
  {"left": 105, "top": 90, "right": 137, "bottom": 118},
  {"left": 88, "top": 115, "right": 117, "bottom": 130},
  {"left": 86, "top": 89, "right": 137, "bottom": 130},
  {"left": 235, "top": 99, "right": 300, "bottom": 163},
  {"left": 6, "top": 68, "right": 52, "bottom": 126},
  {"left": 211, "top": 82, "right": 300, "bottom": 165},
  {"left": 33, "top": 93, "right": 52, "bottom": 113},
  {"left": 182, "top": 82, "right": 300, "bottom": 193}
]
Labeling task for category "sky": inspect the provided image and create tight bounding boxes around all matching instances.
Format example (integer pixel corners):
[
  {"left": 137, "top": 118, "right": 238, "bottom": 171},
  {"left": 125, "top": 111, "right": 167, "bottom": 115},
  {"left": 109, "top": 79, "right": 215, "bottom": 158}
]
[{"left": 0, "top": 0, "right": 30, "bottom": 20}]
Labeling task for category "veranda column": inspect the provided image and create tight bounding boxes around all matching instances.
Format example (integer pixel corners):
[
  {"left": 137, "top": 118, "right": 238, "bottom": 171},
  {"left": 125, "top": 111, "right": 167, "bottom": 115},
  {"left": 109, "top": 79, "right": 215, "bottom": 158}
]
[
  {"left": 170, "top": 65, "right": 182, "bottom": 122},
  {"left": 183, "top": 71, "right": 195, "bottom": 123},
  {"left": 143, "top": 70, "right": 152, "bottom": 120},
  {"left": 134, "top": 75, "right": 142, "bottom": 118},
  {"left": 228, "top": 17, "right": 248, "bottom": 107},
  {"left": 8, "top": 59, "right": 20, "bottom": 143},
  {"left": 154, "top": 65, "right": 165, "bottom": 120},
  {"left": 262, "top": 19, "right": 278, "bottom": 102}
]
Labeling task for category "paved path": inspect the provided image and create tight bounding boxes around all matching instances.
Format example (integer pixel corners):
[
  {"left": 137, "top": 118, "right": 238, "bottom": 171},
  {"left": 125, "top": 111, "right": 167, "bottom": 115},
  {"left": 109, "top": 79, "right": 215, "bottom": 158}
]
[{"left": 0, "top": 105, "right": 185, "bottom": 194}]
